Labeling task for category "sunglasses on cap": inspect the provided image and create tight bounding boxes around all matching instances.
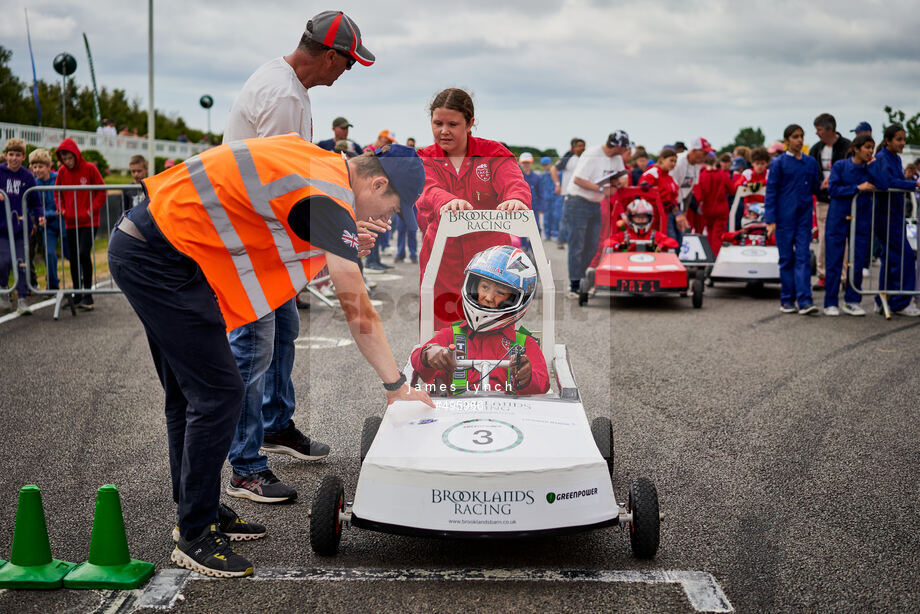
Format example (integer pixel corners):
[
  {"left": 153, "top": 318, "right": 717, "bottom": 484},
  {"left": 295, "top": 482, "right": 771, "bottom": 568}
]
[{"left": 335, "top": 49, "right": 356, "bottom": 68}]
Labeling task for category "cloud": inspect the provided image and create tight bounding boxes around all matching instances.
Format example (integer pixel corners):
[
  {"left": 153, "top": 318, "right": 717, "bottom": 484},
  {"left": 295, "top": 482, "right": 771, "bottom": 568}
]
[{"left": 3, "top": 0, "right": 919, "bottom": 151}]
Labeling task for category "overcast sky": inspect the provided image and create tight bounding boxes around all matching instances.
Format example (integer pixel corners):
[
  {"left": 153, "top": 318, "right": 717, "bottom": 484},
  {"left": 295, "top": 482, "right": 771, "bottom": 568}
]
[{"left": 3, "top": 0, "right": 919, "bottom": 153}]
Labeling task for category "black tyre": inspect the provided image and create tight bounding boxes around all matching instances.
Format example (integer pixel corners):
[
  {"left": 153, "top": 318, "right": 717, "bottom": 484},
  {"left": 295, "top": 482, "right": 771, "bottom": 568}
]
[
  {"left": 810, "top": 250, "right": 817, "bottom": 276},
  {"left": 628, "top": 477, "right": 660, "bottom": 559},
  {"left": 745, "top": 280, "right": 764, "bottom": 293},
  {"left": 310, "top": 475, "right": 345, "bottom": 556},
  {"left": 360, "top": 416, "right": 382, "bottom": 464},
  {"left": 590, "top": 417, "right": 614, "bottom": 476},
  {"left": 578, "top": 278, "right": 589, "bottom": 306},
  {"left": 691, "top": 278, "right": 704, "bottom": 309}
]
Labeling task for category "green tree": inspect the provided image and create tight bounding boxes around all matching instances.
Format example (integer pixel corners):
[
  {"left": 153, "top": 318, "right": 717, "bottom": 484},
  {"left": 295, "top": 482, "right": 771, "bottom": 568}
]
[
  {"left": 883, "top": 106, "right": 920, "bottom": 145},
  {"left": 0, "top": 46, "right": 31, "bottom": 124},
  {"left": 0, "top": 45, "right": 219, "bottom": 140}
]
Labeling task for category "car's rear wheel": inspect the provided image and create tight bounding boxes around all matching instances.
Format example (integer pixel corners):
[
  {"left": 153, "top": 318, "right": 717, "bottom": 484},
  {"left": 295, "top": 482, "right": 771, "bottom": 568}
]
[
  {"left": 590, "top": 416, "right": 614, "bottom": 476},
  {"left": 360, "top": 416, "right": 382, "bottom": 464},
  {"left": 578, "top": 278, "right": 590, "bottom": 306},
  {"left": 310, "top": 475, "right": 345, "bottom": 556},
  {"left": 628, "top": 477, "right": 660, "bottom": 559},
  {"left": 692, "top": 278, "right": 704, "bottom": 308}
]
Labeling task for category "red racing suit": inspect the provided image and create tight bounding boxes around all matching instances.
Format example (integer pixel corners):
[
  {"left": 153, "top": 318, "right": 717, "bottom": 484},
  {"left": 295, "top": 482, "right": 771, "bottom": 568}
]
[
  {"left": 54, "top": 138, "right": 106, "bottom": 229},
  {"left": 639, "top": 165, "right": 680, "bottom": 214},
  {"left": 605, "top": 219, "right": 679, "bottom": 252},
  {"left": 693, "top": 167, "right": 732, "bottom": 258},
  {"left": 416, "top": 137, "right": 531, "bottom": 329},
  {"left": 410, "top": 320, "right": 549, "bottom": 395}
]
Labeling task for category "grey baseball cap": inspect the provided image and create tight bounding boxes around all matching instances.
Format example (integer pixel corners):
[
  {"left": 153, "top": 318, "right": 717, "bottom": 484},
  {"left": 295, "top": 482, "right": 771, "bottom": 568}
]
[{"left": 305, "top": 11, "right": 375, "bottom": 67}]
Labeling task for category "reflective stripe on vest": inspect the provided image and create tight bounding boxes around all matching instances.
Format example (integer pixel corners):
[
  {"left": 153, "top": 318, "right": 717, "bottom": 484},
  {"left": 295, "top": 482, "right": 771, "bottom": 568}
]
[
  {"left": 146, "top": 135, "right": 354, "bottom": 330},
  {"left": 450, "top": 322, "right": 528, "bottom": 396}
]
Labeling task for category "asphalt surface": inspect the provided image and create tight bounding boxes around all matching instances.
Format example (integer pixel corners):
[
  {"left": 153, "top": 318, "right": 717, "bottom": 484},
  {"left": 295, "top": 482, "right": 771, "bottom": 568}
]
[{"left": 1, "top": 240, "right": 919, "bottom": 613}]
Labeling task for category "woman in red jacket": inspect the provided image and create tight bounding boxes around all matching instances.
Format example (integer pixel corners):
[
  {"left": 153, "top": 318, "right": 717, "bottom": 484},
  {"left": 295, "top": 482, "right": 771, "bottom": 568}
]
[
  {"left": 416, "top": 88, "right": 531, "bottom": 328},
  {"left": 55, "top": 138, "right": 106, "bottom": 309}
]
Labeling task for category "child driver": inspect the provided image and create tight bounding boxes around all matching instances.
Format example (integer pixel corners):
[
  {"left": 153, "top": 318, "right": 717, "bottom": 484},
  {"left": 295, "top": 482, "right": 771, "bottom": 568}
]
[{"left": 410, "top": 245, "right": 549, "bottom": 395}]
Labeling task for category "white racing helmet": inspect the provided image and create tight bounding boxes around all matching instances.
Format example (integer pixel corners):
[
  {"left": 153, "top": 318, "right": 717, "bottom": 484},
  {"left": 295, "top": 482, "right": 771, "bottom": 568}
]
[
  {"left": 461, "top": 245, "right": 537, "bottom": 332},
  {"left": 626, "top": 198, "right": 655, "bottom": 234}
]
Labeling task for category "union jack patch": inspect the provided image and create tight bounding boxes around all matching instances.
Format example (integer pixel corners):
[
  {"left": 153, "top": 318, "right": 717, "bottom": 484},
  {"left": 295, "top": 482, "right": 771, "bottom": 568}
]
[{"left": 341, "top": 229, "right": 360, "bottom": 249}]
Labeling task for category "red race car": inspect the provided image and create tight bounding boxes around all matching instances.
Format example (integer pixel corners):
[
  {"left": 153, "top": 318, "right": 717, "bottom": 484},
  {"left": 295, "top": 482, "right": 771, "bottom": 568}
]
[{"left": 580, "top": 187, "right": 704, "bottom": 308}]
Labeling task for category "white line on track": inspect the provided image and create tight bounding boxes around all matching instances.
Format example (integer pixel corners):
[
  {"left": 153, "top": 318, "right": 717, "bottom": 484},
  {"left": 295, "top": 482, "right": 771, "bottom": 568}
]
[
  {"left": 0, "top": 297, "right": 56, "bottom": 325},
  {"left": 134, "top": 567, "right": 733, "bottom": 612}
]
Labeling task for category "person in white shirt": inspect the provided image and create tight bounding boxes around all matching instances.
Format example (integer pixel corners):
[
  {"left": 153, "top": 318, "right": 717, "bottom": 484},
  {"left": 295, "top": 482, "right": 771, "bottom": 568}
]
[
  {"left": 222, "top": 10, "right": 375, "bottom": 506},
  {"left": 669, "top": 136, "right": 712, "bottom": 244},
  {"left": 564, "top": 130, "right": 630, "bottom": 297}
]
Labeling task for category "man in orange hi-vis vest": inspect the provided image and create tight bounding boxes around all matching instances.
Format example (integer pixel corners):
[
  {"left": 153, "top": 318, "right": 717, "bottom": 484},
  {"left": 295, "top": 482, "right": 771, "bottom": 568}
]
[{"left": 108, "top": 136, "right": 434, "bottom": 577}]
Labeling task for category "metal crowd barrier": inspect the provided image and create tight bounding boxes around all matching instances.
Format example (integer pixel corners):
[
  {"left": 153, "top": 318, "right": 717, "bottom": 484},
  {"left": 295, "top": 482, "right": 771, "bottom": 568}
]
[
  {"left": 1, "top": 189, "right": 18, "bottom": 301},
  {"left": 19, "top": 184, "right": 143, "bottom": 319},
  {"left": 847, "top": 188, "right": 919, "bottom": 319}
]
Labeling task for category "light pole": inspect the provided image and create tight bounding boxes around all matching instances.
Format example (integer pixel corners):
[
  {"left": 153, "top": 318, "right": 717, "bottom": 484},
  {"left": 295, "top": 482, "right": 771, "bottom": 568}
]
[
  {"left": 52, "top": 52, "right": 77, "bottom": 138},
  {"left": 199, "top": 95, "right": 213, "bottom": 144},
  {"left": 147, "top": 0, "right": 155, "bottom": 172}
]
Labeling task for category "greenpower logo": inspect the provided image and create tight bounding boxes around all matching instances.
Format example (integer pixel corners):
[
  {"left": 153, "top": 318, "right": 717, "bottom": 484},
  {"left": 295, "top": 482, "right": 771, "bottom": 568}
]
[{"left": 546, "top": 493, "right": 556, "bottom": 504}]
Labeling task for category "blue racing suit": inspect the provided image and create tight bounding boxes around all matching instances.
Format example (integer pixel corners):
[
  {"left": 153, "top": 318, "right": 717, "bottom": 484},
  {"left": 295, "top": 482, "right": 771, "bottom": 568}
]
[
  {"left": 825, "top": 158, "right": 889, "bottom": 308},
  {"left": 873, "top": 147, "right": 918, "bottom": 310},
  {"left": 764, "top": 152, "right": 822, "bottom": 308}
]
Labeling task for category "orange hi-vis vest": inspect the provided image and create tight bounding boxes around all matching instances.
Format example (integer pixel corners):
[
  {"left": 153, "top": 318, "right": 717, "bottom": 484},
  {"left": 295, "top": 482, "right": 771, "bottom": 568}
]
[{"left": 144, "top": 134, "right": 356, "bottom": 331}]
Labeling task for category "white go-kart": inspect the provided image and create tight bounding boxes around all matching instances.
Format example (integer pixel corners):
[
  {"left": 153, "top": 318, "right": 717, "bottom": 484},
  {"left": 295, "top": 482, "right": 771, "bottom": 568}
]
[
  {"left": 709, "top": 186, "right": 780, "bottom": 290},
  {"left": 309, "top": 210, "right": 661, "bottom": 559}
]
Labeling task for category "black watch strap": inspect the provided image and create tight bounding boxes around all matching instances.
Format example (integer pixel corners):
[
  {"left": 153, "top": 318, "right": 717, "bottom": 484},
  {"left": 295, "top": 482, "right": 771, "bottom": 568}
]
[{"left": 383, "top": 373, "right": 407, "bottom": 391}]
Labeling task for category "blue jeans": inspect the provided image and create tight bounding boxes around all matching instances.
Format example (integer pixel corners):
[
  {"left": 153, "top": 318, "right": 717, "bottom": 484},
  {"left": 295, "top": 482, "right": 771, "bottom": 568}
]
[
  {"left": 395, "top": 214, "right": 417, "bottom": 260},
  {"left": 109, "top": 205, "right": 243, "bottom": 540},
  {"left": 44, "top": 217, "right": 62, "bottom": 289},
  {"left": 557, "top": 196, "right": 570, "bottom": 243},
  {"left": 227, "top": 297, "right": 300, "bottom": 475},
  {"left": 775, "top": 210, "right": 814, "bottom": 308},
  {"left": 565, "top": 195, "right": 601, "bottom": 289}
]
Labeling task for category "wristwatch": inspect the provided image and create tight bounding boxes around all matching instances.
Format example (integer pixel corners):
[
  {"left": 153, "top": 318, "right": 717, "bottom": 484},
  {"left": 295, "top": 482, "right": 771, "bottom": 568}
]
[{"left": 383, "top": 373, "right": 407, "bottom": 391}]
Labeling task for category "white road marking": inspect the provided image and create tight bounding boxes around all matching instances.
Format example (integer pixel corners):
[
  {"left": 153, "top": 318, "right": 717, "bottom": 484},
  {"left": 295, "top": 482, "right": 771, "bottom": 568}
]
[
  {"left": 294, "top": 335, "right": 354, "bottom": 349},
  {"left": 0, "top": 280, "right": 115, "bottom": 325},
  {"left": 0, "top": 297, "right": 56, "bottom": 324},
  {"left": 328, "top": 298, "right": 384, "bottom": 308},
  {"left": 137, "top": 567, "right": 733, "bottom": 612},
  {"left": 365, "top": 273, "right": 403, "bottom": 282}
]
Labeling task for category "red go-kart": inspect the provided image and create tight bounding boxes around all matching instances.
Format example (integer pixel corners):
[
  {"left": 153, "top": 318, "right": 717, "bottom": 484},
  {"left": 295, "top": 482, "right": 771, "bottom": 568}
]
[{"left": 579, "top": 187, "right": 704, "bottom": 308}]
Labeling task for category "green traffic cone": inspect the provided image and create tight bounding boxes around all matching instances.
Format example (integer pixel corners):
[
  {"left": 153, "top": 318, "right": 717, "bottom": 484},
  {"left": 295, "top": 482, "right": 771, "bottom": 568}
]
[
  {"left": 0, "top": 485, "right": 75, "bottom": 589},
  {"left": 63, "top": 485, "right": 154, "bottom": 589}
]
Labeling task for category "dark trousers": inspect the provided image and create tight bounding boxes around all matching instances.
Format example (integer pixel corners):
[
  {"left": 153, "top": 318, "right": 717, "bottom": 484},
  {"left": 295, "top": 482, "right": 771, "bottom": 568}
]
[
  {"left": 108, "top": 206, "right": 243, "bottom": 539},
  {"left": 66, "top": 227, "right": 95, "bottom": 304},
  {"left": 565, "top": 195, "right": 601, "bottom": 290},
  {"left": 824, "top": 201, "right": 871, "bottom": 307},
  {"left": 874, "top": 197, "right": 917, "bottom": 311},
  {"left": 775, "top": 210, "right": 814, "bottom": 308},
  {"left": 0, "top": 233, "right": 29, "bottom": 297}
]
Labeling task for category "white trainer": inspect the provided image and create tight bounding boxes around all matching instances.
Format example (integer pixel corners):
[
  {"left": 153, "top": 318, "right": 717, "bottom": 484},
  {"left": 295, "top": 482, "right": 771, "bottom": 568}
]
[
  {"left": 841, "top": 303, "right": 866, "bottom": 316},
  {"left": 893, "top": 303, "right": 920, "bottom": 317},
  {"left": 823, "top": 306, "right": 840, "bottom": 316}
]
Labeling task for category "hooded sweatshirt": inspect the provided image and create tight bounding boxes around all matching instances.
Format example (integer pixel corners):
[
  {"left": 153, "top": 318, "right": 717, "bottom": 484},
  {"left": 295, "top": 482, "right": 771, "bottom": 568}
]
[
  {"left": 54, "top": 138, "right": 106, "bottom": 229},
  {"left": 0, "top": 162, "right": 40, "bottom": 234}
]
